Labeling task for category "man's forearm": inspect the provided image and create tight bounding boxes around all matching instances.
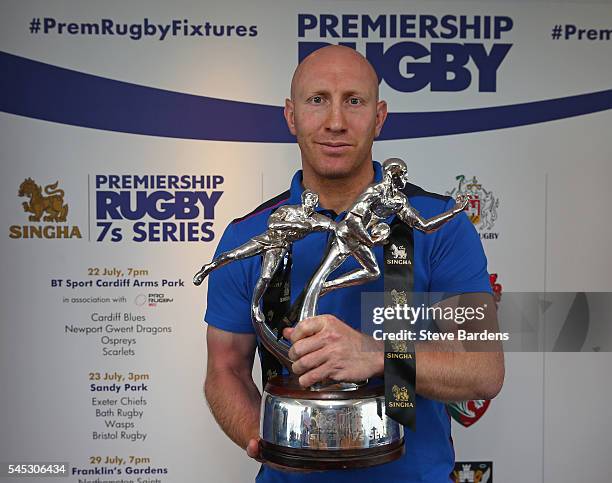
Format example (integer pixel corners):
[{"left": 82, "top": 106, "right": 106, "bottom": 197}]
[
  {"left": 204, "top": 369, "right": 261, "bottom": 449},
  {"left": 412, "top": 348, "right": 504, "bottom": 402},
  {"left": 369, "top": 338, "right": 504, "bottom": 402}
]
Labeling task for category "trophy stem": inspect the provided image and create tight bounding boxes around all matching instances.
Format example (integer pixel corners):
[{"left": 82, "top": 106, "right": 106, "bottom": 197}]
[
  {"left": 252, "top": 316, "right": 293, "bottom": 369},
  {"left": 299, "top": 243, "right": 345, "bottom": 321}
]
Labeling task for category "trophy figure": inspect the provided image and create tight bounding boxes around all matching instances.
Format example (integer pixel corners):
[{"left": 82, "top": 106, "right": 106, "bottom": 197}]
[
  {"left": 298, "top": 158, "right": 469, "bottom": 322},
  {"left": 194, "top": 189, "right": 334, "bottom": 368},
  {"left": 194, "top": 159, "right": 469, "bottom": 469}
]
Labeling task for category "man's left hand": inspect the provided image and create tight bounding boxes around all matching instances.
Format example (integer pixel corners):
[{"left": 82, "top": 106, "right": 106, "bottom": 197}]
[{"left": 283, "top": 315, "right": 382, "bottom": 387}]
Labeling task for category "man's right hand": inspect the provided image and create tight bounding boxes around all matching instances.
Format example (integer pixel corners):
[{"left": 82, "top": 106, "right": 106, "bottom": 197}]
[
  {"left": 246, "top": 437, "right": 262, "bottom": 461},
  {"left": 246, "top": 437, "right": 312, "bottom": 473}
]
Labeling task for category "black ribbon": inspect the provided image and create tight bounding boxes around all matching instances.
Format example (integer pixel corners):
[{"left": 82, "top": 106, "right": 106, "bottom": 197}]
[
  {"left": 383, "top": 219, "right": 417, "bottom": 430},
  {"left": 259, "top": 249, "right": 292, "bottom": 388}
]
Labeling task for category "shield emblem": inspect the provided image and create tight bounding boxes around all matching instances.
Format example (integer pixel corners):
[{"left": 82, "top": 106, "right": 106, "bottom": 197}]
[
  {"left": 447, "top": 399, "right": 491, "bottom": 427},
  {"left": 467, "top": 196, "right": 481, "bottom": 225}
]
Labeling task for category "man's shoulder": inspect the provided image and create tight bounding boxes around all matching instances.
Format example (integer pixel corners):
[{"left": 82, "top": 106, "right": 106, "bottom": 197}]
[
  {"left": 228, "top": 190, "right": 291, "bottom": 239},
  {"left": 402, "top": 183, "right": 452, "bottom": 217}
]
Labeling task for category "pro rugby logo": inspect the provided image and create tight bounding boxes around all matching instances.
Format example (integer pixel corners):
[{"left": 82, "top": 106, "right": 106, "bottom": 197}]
[{"left": 9, "top": 178, "right": 82, "bottom": 239}]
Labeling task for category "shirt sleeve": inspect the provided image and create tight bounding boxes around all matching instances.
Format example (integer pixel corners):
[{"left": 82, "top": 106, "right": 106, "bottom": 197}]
[
  {"left": 428, "top": 198, "right": 492, "bottom": 295},
  {"left": 203, "top": 222, "right": 255, "bottom": 334}
]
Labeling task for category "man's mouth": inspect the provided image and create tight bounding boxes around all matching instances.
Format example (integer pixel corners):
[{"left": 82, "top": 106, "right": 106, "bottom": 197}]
[{"left": 316, "top": 141, "right": 352, "bottom": 154}]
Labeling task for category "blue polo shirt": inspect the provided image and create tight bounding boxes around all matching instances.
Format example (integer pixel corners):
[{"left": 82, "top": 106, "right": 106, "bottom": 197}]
[{"left": 204, "top": 162, "right": 491, "bottom": 482}]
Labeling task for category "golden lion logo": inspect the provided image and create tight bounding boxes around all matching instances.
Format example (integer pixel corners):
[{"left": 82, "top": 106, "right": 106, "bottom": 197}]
[
  {"left": 392, "top": 385, "right": 410, "bottom": 402},
  {"left": 390, "top": 289, "right": 408, "bottom": 306},
  {"left": 18, "top": 178, "right": 68, "bottom": 222},
  {"left": 390, "top": 339, "right": 409, "bottom": 353}
]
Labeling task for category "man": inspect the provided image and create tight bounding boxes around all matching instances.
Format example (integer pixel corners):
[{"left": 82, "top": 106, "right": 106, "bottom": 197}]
[{"left": 203, "top": 45, "right": 504, "bottom": 482}]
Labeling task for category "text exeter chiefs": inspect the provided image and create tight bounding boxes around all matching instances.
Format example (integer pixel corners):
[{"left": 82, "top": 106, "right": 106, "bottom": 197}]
[
  {"left": 298, "top": 13, "right": 513, "bottom": 92},
  {"left": 95, "top": 175, "right": 223, "bottom": 242}
]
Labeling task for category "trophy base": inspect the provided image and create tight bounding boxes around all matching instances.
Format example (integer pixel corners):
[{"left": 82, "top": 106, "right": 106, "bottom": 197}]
[
  {"left": 260, "top": 376, "right": 405, "bottom": 470},
  {"left": 260, "top": 439, "right": 405, "bottom": 470}
]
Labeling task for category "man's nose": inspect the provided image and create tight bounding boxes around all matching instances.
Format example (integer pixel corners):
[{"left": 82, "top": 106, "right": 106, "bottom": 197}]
[{"left": 325, "top": 102, "right": 347, "bottom": 132}]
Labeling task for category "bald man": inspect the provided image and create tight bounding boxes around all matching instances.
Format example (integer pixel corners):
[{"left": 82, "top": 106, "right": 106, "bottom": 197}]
[{"left": 203, "top": 46, "right": 504, "bottom": 482}]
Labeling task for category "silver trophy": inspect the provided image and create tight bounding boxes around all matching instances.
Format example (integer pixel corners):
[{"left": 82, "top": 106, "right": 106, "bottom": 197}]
[{"left": 194, "top": 158, "right": 469, "bottom": 469}]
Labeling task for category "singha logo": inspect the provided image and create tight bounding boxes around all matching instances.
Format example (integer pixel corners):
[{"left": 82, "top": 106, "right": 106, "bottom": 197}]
[
  {"left": 280, "top": 281, "right": 290, "bottom": 303},
  {"left": 388, "top": 384, "right": 414, "bottom": 408},
  {"left": 9, "top": 178, "right": 81, "bottom": 239},
  {"left": 390, "top": 243, "right": 407, "bottom": 259},
  {"left": 387, "top": 243, "right": 411, "bottom": 265},
  {"left": 18, "top": 178, "right": 68, "bottom": 222},
  {"left": 390, "top": 289, "right": 408, "bottom": 306},
  {"left": 392, "top": 385, "right": 410, "bottom": 402},
  {"left": 390, "top": 339, "right": 409, "bottom": 353}
]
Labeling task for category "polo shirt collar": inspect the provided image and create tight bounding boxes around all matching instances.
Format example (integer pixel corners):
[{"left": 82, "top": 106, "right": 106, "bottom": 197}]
[{"left": 287, "top": 161, "right": 384, "bottom": 209}]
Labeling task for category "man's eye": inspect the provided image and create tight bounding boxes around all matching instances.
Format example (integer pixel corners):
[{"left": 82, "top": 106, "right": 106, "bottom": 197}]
[
  {"left": 349, "top": 97, "right": 361, "bottom": 105},
  {"left": 310, "top": 96, "right": 323, "bottom": 104}
]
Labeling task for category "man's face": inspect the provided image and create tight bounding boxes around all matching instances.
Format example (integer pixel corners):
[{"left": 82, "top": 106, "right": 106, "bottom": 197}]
[{"left": 284, "top": 48, "right": 387, "bottom": 180}]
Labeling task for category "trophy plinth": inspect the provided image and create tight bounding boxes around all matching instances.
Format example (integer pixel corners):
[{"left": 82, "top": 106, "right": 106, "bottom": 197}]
[{"left": 259, "top": 375, "right": 404, "bottom": 470}]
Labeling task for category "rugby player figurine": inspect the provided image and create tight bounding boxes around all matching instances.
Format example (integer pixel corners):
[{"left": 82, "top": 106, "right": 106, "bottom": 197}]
[
  {"left": 193, "top": 189, "right": 335, "bottom": 367},
  {"left": 298, "top": 158, "right": 470, "bottom": 321}
]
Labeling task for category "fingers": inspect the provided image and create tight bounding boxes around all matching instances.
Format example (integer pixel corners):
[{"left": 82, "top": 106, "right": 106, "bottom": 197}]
[
  {"left": 248, "top": 437, "right": 311, "bottom": 472},
  {"left": 282, "top": 315, "right": 352, "bottom": 386},
  {"left": 246, "top": 438, "right": 261, "bottom": 460},
  {"left": 288, "top": 333, "right": 327, "bottom": 362},
  {"left": 286, "top": 317, "right": 325, "bottom": 343},
  {"left": 291, "top": 347, "right": 329, "bottom": 376},
  {"left": 298, "top": 361, "right": 336, "bottom": 388}
]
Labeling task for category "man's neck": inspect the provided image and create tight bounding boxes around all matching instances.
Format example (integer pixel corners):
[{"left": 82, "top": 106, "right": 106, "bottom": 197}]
[{"left": 302, "top": 160, "right": 375, "bottom": 213}]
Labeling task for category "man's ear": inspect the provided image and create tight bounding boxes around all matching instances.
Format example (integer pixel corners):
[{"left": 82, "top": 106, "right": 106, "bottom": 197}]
[
  {"left": 374, "top": 100, "right": 388, "bottom": 138},
  {"left": 284, "top": 98, "right": 297, "bottom": 136}
]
